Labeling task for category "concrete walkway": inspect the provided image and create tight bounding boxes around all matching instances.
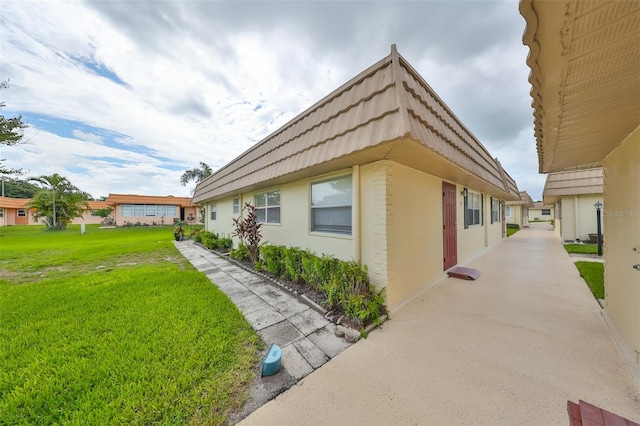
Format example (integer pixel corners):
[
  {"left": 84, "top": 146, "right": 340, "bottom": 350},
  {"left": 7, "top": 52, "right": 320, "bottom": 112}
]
[
  {"left": 173, "top": 240, "right": 353, "bottom": 412},
  {"left": 239, "top": 223, "right": 640, "bottom": 425}
]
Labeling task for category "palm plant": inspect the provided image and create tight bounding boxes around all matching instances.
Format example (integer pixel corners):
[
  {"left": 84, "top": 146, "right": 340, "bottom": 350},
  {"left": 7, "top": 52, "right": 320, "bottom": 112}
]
[
  {"left": 180, "top": 162, "right": 212, "bottom": 188},
  {"left": 27, "top": 173, "right": 89, "bottom": 230}
]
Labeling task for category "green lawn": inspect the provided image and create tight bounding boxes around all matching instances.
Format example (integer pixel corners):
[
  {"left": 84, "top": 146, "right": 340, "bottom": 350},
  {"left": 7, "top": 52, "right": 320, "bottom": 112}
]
[
  {"left": 574, "top": 261, "right": 605, "bottom": 300},
  {"left": 0, "top": 225, "right": 261, "bottom": 425},
  {"left": 563, "top": 243, "right": 599, "bottom": 255},
  {"left": 506, "top": 227, "right": 519, "bottom": 237}
]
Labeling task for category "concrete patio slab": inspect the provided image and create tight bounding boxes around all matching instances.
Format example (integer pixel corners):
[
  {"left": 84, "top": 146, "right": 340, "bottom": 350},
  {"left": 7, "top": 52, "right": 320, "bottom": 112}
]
[
  {"left": 257, "top": 321, "right": 305, "bottom": 348},
  {"left": 307, "top": 324, "right": 353, "bottom": 359},
  {"left": 274, "top": 298, "right": 313, "bottom": 318},
  {"left": 280, "top": 344, "right": 314, "bottom": 380},
  {"left": 289, "top": 309, "right": 330, "bottom": 336},
  {"left": 240, "top": 223, "right": 640, "bottom": 425},
  {"left": 244, "top": 306, "right": 286, "bottom": 331},
  {"left": 233, "top": 294, "right": 269, "bottom": 313},
  {"left": 293, "top": 338, "right": 329, "bottom": 369}
]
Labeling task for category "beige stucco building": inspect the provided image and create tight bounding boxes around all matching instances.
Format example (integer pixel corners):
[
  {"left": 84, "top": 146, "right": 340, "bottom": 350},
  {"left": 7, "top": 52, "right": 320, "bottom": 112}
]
[
  {"left": 543, "top": 168, "right": 604, "bottom": 242},
  {"left": 527, "top": 201, "right": 555, "bottom": 222},
  {"left": 505, "top": 191, "right": 533, "bottom": 228},
  {"left": 521, "top": 0, "right": 640, "bottom": 387},
  {"left": 193, "top": 46, "right": 520, "bottom": 314},
  {"left": 105, "top": 194, "right": 200, "bottom": 226},
  {"left": 0, "top": 197, "right": 38, "bottom": 226}
]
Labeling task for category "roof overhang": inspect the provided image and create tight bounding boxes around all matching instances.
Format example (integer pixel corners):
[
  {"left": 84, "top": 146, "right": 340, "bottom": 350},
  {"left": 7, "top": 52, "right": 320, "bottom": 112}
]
[
  {"left": 520, "top": 0, "right": 640, "bottom": 173},
  {"left": 505, "top": 191, "right": 534, "bottom": 206},
  {"left": 542, "top": 167, "right": 603, "bottom": 204}
]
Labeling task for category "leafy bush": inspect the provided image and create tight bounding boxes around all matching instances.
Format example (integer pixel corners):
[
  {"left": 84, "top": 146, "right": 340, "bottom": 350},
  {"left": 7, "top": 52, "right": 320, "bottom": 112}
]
[
  {"left": 258, "top": 245, "right": 385, "bottom": 326},
  {"left": 506, "top": 223, "right": 520, "bottom": 229},
  {"left": 229, "top": 243, "right": 250, "bottom": 261},
  {"left": 259, "top": 245, "right": 285, "bottom": 276},
  {"left": 195, "top": 231, "right": 233, "bottom": 251}
]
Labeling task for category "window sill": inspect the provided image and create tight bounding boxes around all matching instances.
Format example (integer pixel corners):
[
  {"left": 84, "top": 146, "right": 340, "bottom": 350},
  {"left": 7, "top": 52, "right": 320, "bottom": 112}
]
[{"left": 309, "top": 231, "right": 353, "bottom": 240}]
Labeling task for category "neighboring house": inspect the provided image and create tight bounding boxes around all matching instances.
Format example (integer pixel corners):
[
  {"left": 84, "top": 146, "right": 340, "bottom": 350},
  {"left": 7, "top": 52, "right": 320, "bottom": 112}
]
[
  {"left": 80, "top": 201, "right": 113, "bottom": 225},
  {"left": 543, "top": 168, "right": 603, "bottom": 242},
  {"left": 0, "top": 197, "right": 38, "bottom": 226},
  {"left": 527, "top": 202, "right": 555, "bottom": 222},
  {"left": 105, "top": 194, "right": 200, "bottom": 226},
  {"left": 505, "top": 191, "right": 534, "bottom": 228},
  {"left": 193, "top": 45, "right": 520, "bottom": 313},
  {"left": 521, "top": 0, "right": 640, "bottom": 386},
  {"left": 0, "top": 195, "right": 197, "bottom": 227}
]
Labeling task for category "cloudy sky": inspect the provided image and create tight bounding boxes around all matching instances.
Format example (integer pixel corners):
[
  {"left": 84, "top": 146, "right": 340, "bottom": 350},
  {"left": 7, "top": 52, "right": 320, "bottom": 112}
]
[{"left": 1, "top": 0, "right": 544, "bottom": 200}]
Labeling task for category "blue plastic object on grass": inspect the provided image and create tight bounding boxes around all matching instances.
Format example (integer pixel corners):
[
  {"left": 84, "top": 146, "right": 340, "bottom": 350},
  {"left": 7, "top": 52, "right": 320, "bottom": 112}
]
[{"left": 261, "top": 344, "right": 282, "bottom": 377}]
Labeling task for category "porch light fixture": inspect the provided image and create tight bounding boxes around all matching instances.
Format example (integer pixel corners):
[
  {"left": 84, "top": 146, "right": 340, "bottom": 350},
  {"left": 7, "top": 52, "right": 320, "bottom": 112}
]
[{"left": 594, "top": 201, "right": 603, "bottom": 256}]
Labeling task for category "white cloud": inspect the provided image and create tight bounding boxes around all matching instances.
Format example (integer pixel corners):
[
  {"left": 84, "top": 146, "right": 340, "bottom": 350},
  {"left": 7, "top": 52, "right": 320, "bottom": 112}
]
[{"left": 1, "top": 0, "right": 540, "bottom": 200}]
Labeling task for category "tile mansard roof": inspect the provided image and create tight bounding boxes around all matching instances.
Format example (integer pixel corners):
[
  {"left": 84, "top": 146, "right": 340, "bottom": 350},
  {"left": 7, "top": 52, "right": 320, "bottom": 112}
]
[
  {"left": 106, "top": 194, "right": 195, "bottom": 207},
  {"left": 520, "top": 0, "right": 640, "bottom": 173},
  {"left": 542, "top": 168, "right": 603, "bottom": 203},
  {"left": 86, "top": 201, "right": 111, "bottom": 210},
  {"left": 0, "top": 198, "right": 110, "bottom": 210},
  {"left": 193, "top": 45, "right": 520, "bottom": 204},
  {"left": 0, "top": 197, "right": 30, "bottom": 209},
  {"left": 506, "top": 191, "right": 534, "bottom": 206},
  {"left": 531, "top": 201, "right": 553, "bottom": 210}
]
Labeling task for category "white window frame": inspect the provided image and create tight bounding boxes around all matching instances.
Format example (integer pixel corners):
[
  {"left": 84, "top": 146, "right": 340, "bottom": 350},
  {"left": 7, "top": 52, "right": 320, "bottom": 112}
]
[
  {"left": 17, "top": 209, "right": 27, "bottom": 217},
  {"left": 255, "top": 190, "right": 280, "bottom": 224},
  {"left": 210, "top": 203, "right": 217, "bottom": 221},
  {"left": 0, "top": 208, "right": 4, "bottom": 218},
  {"left": 542, "top": 208, "right": 551, "bottom": 216},
  {"left": 505, "top": 206, "right": 512, "bottom": 217},
  {"left": 464, "top": 190, "right": 482, "bottom": 227},
  {"left": 491, "top": 198, "right": 500, "bottom": 223},
  {"left": 233, "top": 198, "right": 240, "bottom": 214},
  {"left": 121, "top": 204, "right": 176, "bottom": 217},
  {"left": 310, "top": 175, "right": 352, "bottom": 235}
]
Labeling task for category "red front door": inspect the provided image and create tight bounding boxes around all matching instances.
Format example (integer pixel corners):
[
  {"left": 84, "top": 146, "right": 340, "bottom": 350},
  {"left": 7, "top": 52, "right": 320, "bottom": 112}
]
[{"left": 442, "top": 182, "right": 457, "bottom": 270}]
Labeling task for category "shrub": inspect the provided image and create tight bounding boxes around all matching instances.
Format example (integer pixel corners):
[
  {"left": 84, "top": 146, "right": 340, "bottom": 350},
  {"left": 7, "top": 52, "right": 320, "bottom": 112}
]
[
  {"left": 229, "top": 243, "right": 250, "bottom": 261},
  {"left": 195, "top": 231, "right": 233, "bottom": 251},
  {"left": 219, "top": 237, "right": 233, "bottom": 250},
  {"left": 506, "top": 223, "right": 520, "bottom": 229},
  {"left": 232, "top": 203, "right": 262, "bottom": 263},
  {"left": 255, "top": 244, "right": 385, "bottom": 326},
  {"left": 259, "top": 245, "right": 285, "bottom": 277},
  {"left": 283, "top": 246, "right": 304, "bottom": 283}
]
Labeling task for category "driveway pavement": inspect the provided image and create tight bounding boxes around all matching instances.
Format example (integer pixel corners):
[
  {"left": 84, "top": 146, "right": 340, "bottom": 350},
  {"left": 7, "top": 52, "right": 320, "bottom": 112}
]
[{"left": 239, "top": 223, "right": 640, "bottom": 425}]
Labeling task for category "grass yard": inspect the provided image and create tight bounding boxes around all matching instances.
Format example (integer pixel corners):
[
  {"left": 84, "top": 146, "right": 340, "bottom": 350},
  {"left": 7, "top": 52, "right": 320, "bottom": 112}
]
[
  {"left": 0, "top": 225, "right": 261, "bottom": 425},
  {"left": 506, "top": 227, "right": 519, "bottom": 237},
  {"left": 574, "top": 261, "right": 605, "bottom": 300},
  {"left": 563, "top": 243, "right": 599, "bottom": 255}
]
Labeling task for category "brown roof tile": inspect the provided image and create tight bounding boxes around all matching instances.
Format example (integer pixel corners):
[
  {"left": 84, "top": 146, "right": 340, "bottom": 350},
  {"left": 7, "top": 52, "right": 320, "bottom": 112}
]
[{"left": 193, "top": 45, "right": 519, "bottom": 203}]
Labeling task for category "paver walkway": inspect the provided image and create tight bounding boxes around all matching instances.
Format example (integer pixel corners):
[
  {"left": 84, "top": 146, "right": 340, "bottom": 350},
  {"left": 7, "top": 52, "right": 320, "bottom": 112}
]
[
  {"left": 239, "top": 223, "right": 640, "bottom": 425},
  {"left": 174, "top": 240, "right": 352, "bottom": 380}
]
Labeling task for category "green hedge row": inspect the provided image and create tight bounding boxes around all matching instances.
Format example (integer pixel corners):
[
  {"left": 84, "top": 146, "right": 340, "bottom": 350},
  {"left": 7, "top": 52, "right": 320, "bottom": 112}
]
[
  {"left": 255, "top": 244, "right": 385, "bottom": 327},
  {"left": 194, "top": 230, "right": 233, "bottom": 250}
]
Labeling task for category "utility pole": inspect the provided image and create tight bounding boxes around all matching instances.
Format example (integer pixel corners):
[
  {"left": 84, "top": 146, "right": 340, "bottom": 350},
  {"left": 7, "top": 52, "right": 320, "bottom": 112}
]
[{"left": 52, "top": 187, "right": 57, "bottom": 228}]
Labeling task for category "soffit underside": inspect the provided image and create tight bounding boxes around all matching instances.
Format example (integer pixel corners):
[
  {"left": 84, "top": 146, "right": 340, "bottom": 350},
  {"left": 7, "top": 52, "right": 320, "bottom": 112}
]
[{"left": 521, "top": 0, "right": 640, "bottom": 173}]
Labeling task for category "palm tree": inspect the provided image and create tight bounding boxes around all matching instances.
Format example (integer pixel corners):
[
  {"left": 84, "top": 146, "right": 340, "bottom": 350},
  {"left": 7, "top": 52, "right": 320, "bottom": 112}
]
[
  {"left": 180, "top": 162, "right": 212, "bottom": 189},
  {"left": 27, "top": 173, "right": 89, "bottom": 230}
]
